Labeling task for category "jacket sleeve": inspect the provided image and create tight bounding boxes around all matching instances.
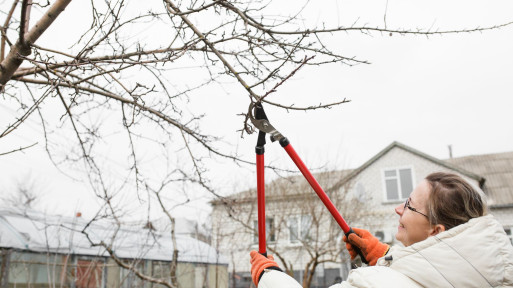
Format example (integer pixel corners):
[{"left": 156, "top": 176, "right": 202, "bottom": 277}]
[
  {"left": 329, "top": 266, "right": 420, "bottom": 288},
  {"left": 329, "top": 282, "right": 355, "bottom": 288},
  {"left": 258, "top": 269, "right": 303, "bottom": 288}
]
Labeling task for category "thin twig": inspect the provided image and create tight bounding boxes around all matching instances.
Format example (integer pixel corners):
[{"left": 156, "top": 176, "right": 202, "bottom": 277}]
[{"left": 0, "top": 142, "right": 38, "bottom": 156}]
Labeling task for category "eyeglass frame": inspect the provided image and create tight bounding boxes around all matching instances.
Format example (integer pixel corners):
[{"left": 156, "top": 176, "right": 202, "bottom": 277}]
[{"left": 404, "top": 198, "right": 429, "bottom": 218}]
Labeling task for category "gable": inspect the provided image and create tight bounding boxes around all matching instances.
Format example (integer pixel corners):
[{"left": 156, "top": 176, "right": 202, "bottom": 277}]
[
  {"left": 339, "top": 142, "right": 484, "bottom": 185},
  {"left": 352, "top": 146, "right": 483, "bottom": 199}
]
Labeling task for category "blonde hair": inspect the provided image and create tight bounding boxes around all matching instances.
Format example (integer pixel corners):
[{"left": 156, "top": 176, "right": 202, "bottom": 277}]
[{"left": 425, "top": 172, "right": 486, "bottom": 230}]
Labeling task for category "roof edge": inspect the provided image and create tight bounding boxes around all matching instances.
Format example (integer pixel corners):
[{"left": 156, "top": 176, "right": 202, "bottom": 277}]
[{"left": 333, "top": 141, "right": 486, "bottom": 189}]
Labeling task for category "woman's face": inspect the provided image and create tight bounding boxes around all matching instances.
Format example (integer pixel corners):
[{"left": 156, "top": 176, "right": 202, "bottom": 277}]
[{"left": 395, "top": 180, "right": 439, "bottom": 246}]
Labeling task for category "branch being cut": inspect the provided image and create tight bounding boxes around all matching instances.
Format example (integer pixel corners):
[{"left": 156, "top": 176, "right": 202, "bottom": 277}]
[{"left": 164, "top": 0, "right": 259, "bottom": 101}]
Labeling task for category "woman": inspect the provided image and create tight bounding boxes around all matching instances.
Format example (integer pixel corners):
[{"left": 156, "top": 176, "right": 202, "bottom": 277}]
[{"left": 250, "top": 172, "right": 513, "bottom": 288}]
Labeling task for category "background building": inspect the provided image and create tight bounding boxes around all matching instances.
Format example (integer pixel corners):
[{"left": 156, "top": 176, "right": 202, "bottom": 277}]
[{"left": 0, "top": 209, "right": 228, "bottom": 288}]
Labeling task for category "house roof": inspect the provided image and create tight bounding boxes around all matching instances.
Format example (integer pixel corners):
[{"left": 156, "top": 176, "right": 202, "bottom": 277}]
[
  {"left": 211, "top": 169, "right": 353, "bottom": 205},
  {"left": 446, "top": 151, "right": 513, "bottom": 207},
  {"left": 0, "top": 208, "right": 227, "bottom": 265},
  {"left": 338, "top": 141, "right": 485, "bottom": 186},
  {"left": 214, "top": 141, "right": 513, "bottom": 208},
  {"left": 336, "top": 141, "right": 512, "bottom": 207},
  {"left": 147, "top": 216, "right": 209, "bottom": 239}
]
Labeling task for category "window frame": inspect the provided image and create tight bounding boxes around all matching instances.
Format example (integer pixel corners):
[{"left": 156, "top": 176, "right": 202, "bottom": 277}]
[
  {"left": 253, "top": 217, "right": 276, "bottom": 244},
  {"left": 119, "top": 259, "right": 146, "bottom": 288},
  {"left": 287, "top": 214, "right": 312, "bottom": 243},
  {"left": 381, "top": 166, "right": 416, "bottom": 203}
]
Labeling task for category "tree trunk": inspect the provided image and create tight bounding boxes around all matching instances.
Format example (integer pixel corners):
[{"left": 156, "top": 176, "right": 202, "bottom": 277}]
[
  {"left": 170, "top": 217, "right": 179, "bottom": 288},
  {"left": 0, "top": 0, "right": 72, "bottom": 86},
  {"left": 302, "top": 259, "right": 318, "bottom": 288}
]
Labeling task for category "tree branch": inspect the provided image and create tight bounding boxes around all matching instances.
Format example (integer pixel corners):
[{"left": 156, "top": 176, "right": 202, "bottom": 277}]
[
  {"left": 164, "top": 0, "right": 260, "bottom": 101},
  {"left": 0, "top": 142, "right": 37, "bottom": 156},
  {"left": 0, "top": 0, "right": 20, "bottom": 62},
  {"left": 0, "top": 0, "right": 72, "bottom": 87}
]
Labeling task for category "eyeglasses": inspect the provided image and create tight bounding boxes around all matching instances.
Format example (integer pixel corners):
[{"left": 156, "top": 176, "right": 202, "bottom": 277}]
[{"left": 404, "top": 198, "right": 429, "bottom": 218}]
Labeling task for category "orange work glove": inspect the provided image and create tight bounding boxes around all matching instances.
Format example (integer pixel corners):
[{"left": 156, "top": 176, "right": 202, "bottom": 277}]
[
  {"left": 250, "top": 250, "right": 280, "bottom": 285},
  {"left": 342, "top": 227, "right": 390, "bottom": 266}
]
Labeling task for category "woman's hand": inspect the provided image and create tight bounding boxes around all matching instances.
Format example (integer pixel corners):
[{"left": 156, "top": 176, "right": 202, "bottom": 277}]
[
  {"left": 343, "top": 227, "right": 390, "bottom": 266},
  {"left": 249, "top": 250, "right": 281, "bottom": 285}
]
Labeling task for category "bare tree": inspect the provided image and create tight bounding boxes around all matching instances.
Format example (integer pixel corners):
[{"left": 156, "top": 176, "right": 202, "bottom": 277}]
[
  {"left": 211, "top": 169, "right": 376, "bottom": 288},
  {"left": 1, "top": 173, "right": 44, "bottom": 211}
]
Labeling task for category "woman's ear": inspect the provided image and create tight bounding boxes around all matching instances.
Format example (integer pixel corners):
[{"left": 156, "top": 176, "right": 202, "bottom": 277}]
[{"left": 429, "top": 224, "right": 446, "bottom": 236}]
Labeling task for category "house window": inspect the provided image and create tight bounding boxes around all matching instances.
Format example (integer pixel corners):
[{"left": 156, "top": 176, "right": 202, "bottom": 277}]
[
  {"left": 383, "top": 168, "right": 414, "bottom": 201},
  {"left": 194, "top": 264, "right": 208, "bottom": 288},
  {"left": 8, "top": 252, "right": 64, "bottom": 286},
  {"left": 505, "top": 227, "right": 513, "bottom": 245},
  {"left": 253, "top": 218, "right": 275, "bottom": 243},
  {"left": 120, "top": 261, "right": 144, "bottom": 288},
  {"left": 288, "top": 215, "right": 312, "bottom": 242}
]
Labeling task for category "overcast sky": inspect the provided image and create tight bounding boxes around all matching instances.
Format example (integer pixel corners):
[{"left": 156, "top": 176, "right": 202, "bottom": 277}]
[{"left": 1, "top": 0, "right": 513, "bottom": 221}]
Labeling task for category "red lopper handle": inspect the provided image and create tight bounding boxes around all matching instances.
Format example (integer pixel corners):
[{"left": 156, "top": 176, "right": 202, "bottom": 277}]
[
  {"left": 282, "top": 142, "right": 369, "bottom": 264},
  {"left": 281, "top": 142, "right": 351, "bottom": 233},
  {"left": 256, "top": 153, "right": 267, "bottom": 255}
]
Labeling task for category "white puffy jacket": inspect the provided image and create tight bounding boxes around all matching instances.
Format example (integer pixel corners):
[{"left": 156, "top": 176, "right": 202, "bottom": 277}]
[{"left": 332, "top": 214, "right": 513, "bottom": 288}]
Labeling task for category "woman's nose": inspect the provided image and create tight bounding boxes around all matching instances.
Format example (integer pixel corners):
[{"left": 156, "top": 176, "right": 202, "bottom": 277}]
[{"left": 395, "top": 203, "right": 404, "bottom": 215}]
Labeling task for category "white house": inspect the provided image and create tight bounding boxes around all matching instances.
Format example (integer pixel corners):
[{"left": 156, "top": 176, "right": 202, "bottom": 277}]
[{"left": 210, "top": 141, "right": 513, "bottom": 288}]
